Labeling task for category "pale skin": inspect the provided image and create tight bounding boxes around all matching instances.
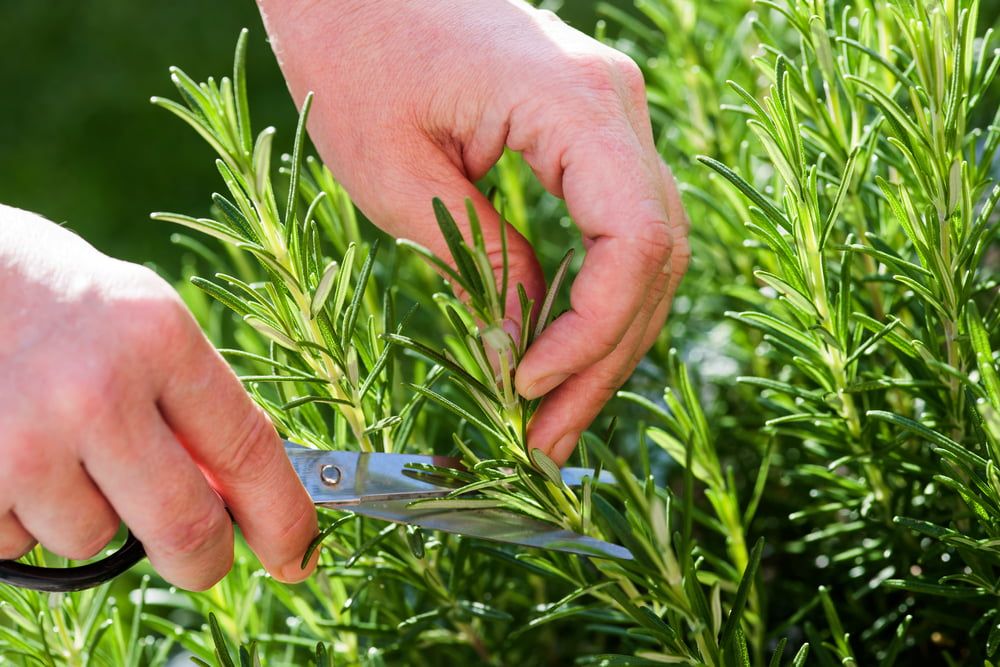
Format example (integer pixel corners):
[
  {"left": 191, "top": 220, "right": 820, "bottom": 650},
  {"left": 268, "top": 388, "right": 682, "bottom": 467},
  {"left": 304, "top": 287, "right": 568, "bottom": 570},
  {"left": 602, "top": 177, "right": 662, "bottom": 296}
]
[{"left": 0, "top": 0, "right": 688, "bottom": 590}]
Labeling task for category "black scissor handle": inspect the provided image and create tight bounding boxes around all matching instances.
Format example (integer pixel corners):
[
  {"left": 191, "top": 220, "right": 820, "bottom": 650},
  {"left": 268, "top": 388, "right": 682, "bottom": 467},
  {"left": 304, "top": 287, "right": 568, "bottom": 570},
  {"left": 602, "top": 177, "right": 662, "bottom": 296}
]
[{"left": 0, "top": 531, "right": 145, "bottom": 593}]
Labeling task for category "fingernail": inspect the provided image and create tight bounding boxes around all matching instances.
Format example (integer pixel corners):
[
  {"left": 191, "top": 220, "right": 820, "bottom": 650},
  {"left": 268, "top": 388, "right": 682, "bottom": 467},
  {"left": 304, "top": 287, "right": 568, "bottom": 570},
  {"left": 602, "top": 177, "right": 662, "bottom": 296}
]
[
  {"left": 519, "top": 372, "right": 569, "bottom": 399},
  {"left": 502, "top": 318, "right": 522, "bottom": 345},
  {"left": 277, "top": 563, "right": 302, "bottom": 583},
  {"left": 551, "top": 432, "right": 581, "bottom": 464}
]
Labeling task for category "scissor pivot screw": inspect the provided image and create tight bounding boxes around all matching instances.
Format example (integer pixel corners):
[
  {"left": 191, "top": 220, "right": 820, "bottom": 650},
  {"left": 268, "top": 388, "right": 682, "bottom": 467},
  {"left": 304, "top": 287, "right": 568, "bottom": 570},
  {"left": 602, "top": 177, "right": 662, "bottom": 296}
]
[{"left": 320, "top": 464, "right": 342, "bottom": 487}]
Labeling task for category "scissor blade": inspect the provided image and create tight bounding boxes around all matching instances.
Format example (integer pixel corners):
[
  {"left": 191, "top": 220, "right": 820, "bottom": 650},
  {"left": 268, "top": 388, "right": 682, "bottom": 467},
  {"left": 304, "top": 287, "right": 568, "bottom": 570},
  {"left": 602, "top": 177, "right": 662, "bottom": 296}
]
[
  {"left": 348, "top": 498, "right": 634, "bottom": 561},
  {"left": 286, "top": 441, "right": 617, "bottom": 507},
  {"left": 285, "top": 445, "right": 461, "bottom": 506},
  {"left": 284, "top": 441, "right": 629, "bottom": 559}
]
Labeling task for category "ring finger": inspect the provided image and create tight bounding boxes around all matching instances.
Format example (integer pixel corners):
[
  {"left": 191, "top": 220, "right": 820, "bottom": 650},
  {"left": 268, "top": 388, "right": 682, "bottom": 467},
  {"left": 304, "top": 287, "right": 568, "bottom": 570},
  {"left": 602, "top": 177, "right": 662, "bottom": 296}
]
[
  {"left": 13, "top": 465, "right": 120, "bottom": 561},
  {"left": 82, "top": 406, "right": 234, "bottom": 591}
]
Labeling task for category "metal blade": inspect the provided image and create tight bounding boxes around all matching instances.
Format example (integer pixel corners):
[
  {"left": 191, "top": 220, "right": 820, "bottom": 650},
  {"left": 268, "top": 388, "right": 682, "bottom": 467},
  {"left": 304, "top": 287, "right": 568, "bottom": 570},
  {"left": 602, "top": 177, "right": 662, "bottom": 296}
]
[
  {"left": 286, "top": 444, "right": 460, "bottom": 506},
  {"left": 284, "top": 441, "right": 631, "bottom": 560},
  {"left": 286, "top": 441, "right": 616, "bottom": 505},
  {"left": 347, "top": 498, "right": 634, "bottom": 561}
]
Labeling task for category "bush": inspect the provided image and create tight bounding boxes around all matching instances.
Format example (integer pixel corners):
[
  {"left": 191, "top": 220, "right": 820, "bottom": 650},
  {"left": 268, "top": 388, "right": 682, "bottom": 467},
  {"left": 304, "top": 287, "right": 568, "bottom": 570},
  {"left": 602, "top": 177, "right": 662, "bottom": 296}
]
[{"left": 2, "top": 0, "right": 998, "bottom": 665}]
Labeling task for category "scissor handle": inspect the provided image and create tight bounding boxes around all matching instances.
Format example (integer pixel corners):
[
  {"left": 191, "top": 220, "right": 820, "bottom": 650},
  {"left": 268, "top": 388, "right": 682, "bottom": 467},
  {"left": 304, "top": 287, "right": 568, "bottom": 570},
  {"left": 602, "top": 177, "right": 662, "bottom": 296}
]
[{"left": 0, "top": 531, "right": 145, "bottom": 593}]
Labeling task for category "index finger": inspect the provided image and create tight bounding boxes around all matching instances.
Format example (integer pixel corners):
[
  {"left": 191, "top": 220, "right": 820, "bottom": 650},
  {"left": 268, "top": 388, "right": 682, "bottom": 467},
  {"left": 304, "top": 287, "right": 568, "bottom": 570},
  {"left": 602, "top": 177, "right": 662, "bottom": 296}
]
[
  {"left": 158, "top": 314, "right": 319, "bottom": 583},
  {"left": 514, "top": 121, "right": 676, "bottom": 399}
]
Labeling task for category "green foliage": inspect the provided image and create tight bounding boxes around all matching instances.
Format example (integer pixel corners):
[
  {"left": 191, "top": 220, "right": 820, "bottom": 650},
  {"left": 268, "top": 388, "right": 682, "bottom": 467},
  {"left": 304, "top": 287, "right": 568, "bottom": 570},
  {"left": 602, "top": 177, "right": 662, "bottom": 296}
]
[
  {"left": 2, "top": 0, "right": 999, "bottom": 665},
  {"left": 609, "top": 0, "right": 1000, "bottom": 661}
]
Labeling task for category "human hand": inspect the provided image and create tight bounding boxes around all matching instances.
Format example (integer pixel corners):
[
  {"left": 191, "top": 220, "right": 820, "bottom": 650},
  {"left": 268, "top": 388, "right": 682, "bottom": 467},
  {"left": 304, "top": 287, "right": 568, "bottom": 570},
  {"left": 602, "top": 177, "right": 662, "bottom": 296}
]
[
  {"left": 258, "top": 0, "right": 690, "bottom": 464},
  {"left": 0, "top": 206, "right": 318, "bottom": 589}
]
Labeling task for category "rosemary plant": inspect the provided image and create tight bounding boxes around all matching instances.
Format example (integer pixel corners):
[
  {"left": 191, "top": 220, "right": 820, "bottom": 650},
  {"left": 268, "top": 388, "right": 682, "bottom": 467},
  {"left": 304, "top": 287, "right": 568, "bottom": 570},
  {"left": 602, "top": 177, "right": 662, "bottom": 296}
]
[
  {"left": 2, "top": 0, "right": 998, "bottom": 665},
  {"left": 611, "top": 0, "right": 1000, "bottom": 662}
]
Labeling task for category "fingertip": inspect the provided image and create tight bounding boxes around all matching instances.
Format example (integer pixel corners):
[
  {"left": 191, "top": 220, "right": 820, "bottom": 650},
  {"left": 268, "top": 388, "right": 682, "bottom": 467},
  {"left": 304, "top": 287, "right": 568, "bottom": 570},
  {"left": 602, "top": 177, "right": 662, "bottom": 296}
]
[
  {"left": 179, "top": 570, "right": 229, "bottom": 593},
  {"left": 550, "top": 432, "right": 581, "bottom": 466},
  {"left": 526, "top": 372, "right": 614, "bottom": 465},
  {"left": 156, "top": 535, "right": 234, "bottom": 592},
  {"left": 526, "top": 397, "right": 584, "bottom": 466},
  {"left": 526, "top": 432, "right": 580, "bottom": 468},
  {"left": 277, "top": 544, "right": 320, "bottom": 584},
  {"left": 242, "top": 487, "right": 318, "bottom": 584}
]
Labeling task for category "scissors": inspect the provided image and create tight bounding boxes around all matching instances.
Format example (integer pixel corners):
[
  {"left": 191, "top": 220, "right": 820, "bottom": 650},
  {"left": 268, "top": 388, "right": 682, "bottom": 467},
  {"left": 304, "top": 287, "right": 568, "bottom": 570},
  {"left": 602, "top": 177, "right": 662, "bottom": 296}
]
[{"left": 0, "top": 442, "right": 632, "bottom": 593}]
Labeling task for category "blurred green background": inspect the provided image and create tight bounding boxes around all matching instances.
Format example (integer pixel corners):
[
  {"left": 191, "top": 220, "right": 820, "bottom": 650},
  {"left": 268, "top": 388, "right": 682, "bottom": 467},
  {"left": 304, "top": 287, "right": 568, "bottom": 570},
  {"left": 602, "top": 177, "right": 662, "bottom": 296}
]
[{"left": 0, "top": 1, "right": 615, "bottom": 270}]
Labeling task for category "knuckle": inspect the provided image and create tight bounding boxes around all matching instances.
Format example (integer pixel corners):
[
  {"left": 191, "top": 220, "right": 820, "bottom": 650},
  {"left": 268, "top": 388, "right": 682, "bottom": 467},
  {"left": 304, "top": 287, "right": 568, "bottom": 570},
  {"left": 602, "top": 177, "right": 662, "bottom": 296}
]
[
  {"left": 50, "top": 360, "right": 120, "bottom": 425},
  {"left": 573, "top": 304, "right": 623, "bottom": 356},
  {"left": 593, "top": 376, "right": 625, "bottom": 398},
  {"left": 117, "top": 272, "right": 194, "bottom": 351},
  {"left": 643, "top": 277, "right": 671, "bottom": 310},
  {"left": 632, "top": 220, "right": 674, "bottom": 269},
  {"left": 592, "top": 328, "right": 624, "bottom": 357},
  {"left": 215, "top": 407, "right": 279, "bottom": 483},
  {"left": 663, "top": 175, "right": 692, "bottom": 241},
  {"left": 568, "top": 50, "right": 645, "bottom": 103},
  {"left": 156, "top": 503, "right": 229, "bottom": 561},
  {"left": 124, "top": 262, "right": 173, "bottom": 293},
  {"left": 592, "top": 360, "right": 634, "bottom": 397},
  {"left": 571, "top": 54, "right": 620, "bottom": 97},
  {"left": 1, "top": 435, "right": 52, "bottom": 488},
  {"left": 670, "top": 236, "right": 692, "bottom": 276},
  {"left": 611, "top": 53, "right": 646, "bottom": 96},
  {"left": 271, "top": 500, "right": 317, "bottom": 557}
]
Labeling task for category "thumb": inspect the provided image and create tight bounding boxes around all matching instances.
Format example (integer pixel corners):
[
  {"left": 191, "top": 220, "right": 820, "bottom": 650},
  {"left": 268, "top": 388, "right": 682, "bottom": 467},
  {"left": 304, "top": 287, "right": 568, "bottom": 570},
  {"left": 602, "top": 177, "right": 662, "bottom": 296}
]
[{"left": 374, "top": 153, "right": 546, "bottom": 340}]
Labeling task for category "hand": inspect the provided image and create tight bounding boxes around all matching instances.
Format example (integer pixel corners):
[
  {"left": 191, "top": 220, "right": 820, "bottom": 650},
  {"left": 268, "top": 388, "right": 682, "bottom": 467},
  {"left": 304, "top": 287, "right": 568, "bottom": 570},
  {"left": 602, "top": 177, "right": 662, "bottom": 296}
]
[
  {"left": 258, "top": 0, "right": 690, "bottom": 464},
  {"left": 0, "top": 206, "right": 318, "bottom": 589}
]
